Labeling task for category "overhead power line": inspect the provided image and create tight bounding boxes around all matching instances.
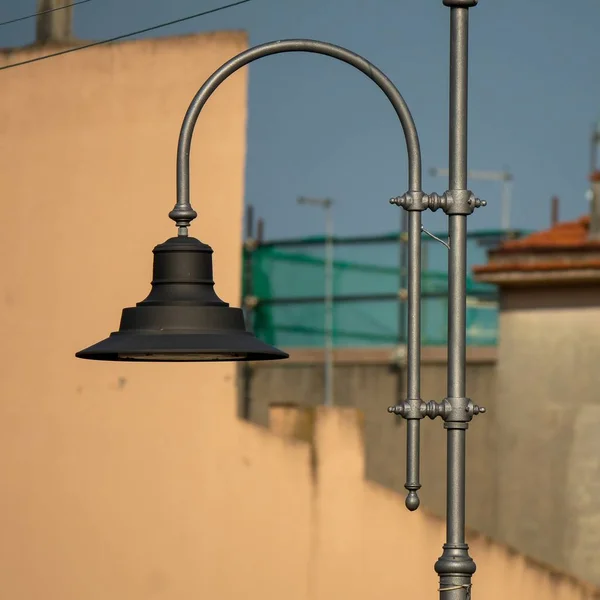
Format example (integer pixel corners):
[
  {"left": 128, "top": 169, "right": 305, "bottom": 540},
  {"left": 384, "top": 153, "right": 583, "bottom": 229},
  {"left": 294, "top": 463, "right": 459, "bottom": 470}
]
[
  {"left": 0, "top": 0, "right": 92, "bottom": 28},
  {"left": 0, "top": 0, "right": 252, "bottom": 72}
]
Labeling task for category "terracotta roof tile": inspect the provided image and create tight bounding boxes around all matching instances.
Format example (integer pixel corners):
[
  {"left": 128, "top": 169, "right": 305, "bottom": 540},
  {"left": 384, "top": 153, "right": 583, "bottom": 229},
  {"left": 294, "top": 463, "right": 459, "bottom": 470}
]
[
  {"left": 474, "top": 213, "right": 600, "bottom": 277},
  {"left": 495, "top": 216, "right": 597, "bottom": 253}
]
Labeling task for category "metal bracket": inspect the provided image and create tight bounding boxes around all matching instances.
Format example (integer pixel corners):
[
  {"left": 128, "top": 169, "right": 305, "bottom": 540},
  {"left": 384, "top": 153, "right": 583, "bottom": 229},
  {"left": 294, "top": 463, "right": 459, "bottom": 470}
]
[
  {"left": 390, "top": 191, "right": 445, "bottom": 212},
  {"left": 443, "top": 189, "right": 486, "bottom": 215},
  {"left": 389, "top": 190, "right": 430, "bottom": 211},
  {"left": 388, "top": 397, "right": 485, "bottom": 510},
  {"left": 390, "top": 190, "right": 486, "bottom": 215},
  {"left": 388, "top": 398, "right": 448, "bottom": 419},
  {"left": 388, "top": 397, "right": 485, "bottom": 422}
]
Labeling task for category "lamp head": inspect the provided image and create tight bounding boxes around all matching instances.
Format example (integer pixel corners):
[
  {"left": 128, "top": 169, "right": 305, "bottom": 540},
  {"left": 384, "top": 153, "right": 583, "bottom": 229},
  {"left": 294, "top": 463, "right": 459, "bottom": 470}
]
[{"left": 76, "top": 235, "right": 288, "bottom": 362}]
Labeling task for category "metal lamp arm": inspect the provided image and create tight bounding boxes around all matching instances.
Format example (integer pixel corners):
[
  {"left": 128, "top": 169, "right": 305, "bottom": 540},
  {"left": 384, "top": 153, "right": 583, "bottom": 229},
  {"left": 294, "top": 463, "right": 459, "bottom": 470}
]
[
  {"left": 171, "top": 37, "right": 432, "bottom": 513},
  {"left": 169, "top": 38, "right": 423, "bottom": 234}
]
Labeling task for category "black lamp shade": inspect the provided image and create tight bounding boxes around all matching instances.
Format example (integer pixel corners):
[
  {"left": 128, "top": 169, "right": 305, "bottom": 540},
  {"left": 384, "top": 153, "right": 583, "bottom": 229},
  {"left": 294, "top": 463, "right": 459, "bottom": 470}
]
[{"left": 76, "top": 236, "right": 288, "bottom": 362}]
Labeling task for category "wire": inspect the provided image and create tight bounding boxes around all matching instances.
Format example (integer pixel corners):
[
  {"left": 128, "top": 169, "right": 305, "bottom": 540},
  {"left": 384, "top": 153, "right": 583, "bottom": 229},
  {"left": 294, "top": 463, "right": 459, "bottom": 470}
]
[
  {"left": 0, "top": 0, "right": 92, "bottom": 28},
  {"left": 0, "top": 0, "right": 252, "bottom": 72}
]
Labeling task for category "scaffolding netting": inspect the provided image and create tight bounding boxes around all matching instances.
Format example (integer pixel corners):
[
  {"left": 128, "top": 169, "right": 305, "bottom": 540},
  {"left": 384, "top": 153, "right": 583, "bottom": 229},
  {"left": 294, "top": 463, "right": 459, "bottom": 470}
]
[{"left": 243, "top": 229, "right": 527, "bottom": 348}]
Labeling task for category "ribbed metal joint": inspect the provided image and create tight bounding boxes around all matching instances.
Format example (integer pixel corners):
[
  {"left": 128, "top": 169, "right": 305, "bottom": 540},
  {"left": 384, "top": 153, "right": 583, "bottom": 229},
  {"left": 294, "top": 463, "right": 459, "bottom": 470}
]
[
  {"left": 388, "top": 399, "right": 452, "bottom": 420},
  {"left": 425, "top": 192, "right": 447, "bottom": 212},
  {"left": 390, "top": 191, "right": 451, "bottom": 212},
  {"left": 389, "top": 398, "right": 486, "bottom": 424},
  {"left": 425, "top": 399, "right": 451, "bottom": 419},
  {"left": 168, "top": 203, "right": 198, "bottom": 236}
]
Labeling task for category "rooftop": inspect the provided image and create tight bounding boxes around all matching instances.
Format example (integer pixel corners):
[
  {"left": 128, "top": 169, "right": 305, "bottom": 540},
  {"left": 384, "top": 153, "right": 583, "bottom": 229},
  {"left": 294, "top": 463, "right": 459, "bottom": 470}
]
[
  {"left": 484, "top": 215, "right": 599, "bottom": 255},
  {"left": 473, "top": 213, "right": 600, "bottom": 284}
]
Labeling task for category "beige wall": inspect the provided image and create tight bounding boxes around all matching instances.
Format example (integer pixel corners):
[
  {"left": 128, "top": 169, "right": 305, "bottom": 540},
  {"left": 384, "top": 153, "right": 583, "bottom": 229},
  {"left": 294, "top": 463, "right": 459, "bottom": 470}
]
[
  {"left": 268, "top": 406, "right": 598, "bottom": 600},
  {"left": 246, "top": 347, "right": 500, "bottom": 535},
  {"left": 249, "top": 290, "right": 600, "bottom": 588},
  {"left": 494, "top": 286, "right": 600, "bottom": 586}
]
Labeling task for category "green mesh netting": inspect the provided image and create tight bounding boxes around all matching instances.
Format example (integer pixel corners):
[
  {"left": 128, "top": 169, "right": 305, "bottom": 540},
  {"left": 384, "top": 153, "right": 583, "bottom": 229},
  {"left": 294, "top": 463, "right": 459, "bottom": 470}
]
[{"left": 243, "top": 230, "right": 524, "bottom": 348}]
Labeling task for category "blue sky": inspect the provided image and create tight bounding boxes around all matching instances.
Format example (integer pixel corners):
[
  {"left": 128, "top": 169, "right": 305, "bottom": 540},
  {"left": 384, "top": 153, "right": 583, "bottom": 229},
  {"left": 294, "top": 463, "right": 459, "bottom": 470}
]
[{"left": 3, "top": 0, "right": 600, "bottom": 238}]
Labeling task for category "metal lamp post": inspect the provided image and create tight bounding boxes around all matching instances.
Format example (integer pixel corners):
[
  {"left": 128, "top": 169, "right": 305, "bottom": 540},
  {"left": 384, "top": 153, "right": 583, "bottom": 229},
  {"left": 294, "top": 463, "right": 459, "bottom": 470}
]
[
  {"left": 78, "top": 1, "right": 487, "bottom": 597},
  {"left": 297, "top": 196, "right": 335, "bottom": 407}
]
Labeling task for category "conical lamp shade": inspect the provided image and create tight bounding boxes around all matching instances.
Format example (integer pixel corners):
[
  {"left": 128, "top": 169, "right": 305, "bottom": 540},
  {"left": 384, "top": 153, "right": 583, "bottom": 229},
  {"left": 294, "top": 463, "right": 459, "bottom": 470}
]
[{"left": 76, "top": 236, "right": 288, "bottom": 362}]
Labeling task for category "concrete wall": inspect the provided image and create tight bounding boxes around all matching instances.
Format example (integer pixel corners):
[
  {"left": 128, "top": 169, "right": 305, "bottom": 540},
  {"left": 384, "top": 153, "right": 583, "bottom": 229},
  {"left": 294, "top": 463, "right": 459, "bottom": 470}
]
[
  {"left": 246, "top": 347, "right": 500, "bottom": 536},
  {"left": 494, "top": 285, "right": 600, "bottom": 586}
]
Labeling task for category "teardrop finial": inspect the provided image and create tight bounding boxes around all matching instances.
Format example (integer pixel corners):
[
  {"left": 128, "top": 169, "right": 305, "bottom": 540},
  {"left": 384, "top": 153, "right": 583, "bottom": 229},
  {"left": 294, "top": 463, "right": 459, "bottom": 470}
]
[{"left": 405, "top": 490, "right": 420, "bottom": 511}]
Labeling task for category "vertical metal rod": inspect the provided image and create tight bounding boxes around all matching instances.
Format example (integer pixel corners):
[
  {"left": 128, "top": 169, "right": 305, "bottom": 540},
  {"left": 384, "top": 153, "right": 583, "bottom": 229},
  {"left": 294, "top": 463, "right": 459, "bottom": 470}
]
[
  {"left": 447, "top": 215, "right": 466, "bottom": 399},
  {"left": 324, "top": 200, "right": 334, "bottom": 407},
  {"left": 404, "top": 209, "right": 422, "bottom": 510},
  {"left": 398, "top": 209, "right": 408, "bottom": 348},
  {"left": 407, "top": 211, "right": 421, "bottom": 400},
  {"left": 447, "top": 428, "right": 466, "bottom": 544},
  {"left": 395, "top": 210, "right": 408, "bottom": 423},
  {"left": 422, "top": 234, "right": 429, "bottom": 343},
  {"left": 436, "top": 4, "right": 476, "bottom": 599},
  {"left": 447, "top": 1, "right": 469, "bottom": 544},
  {"left": 448, "top": 8, "right": 468, "bottom": 193}
]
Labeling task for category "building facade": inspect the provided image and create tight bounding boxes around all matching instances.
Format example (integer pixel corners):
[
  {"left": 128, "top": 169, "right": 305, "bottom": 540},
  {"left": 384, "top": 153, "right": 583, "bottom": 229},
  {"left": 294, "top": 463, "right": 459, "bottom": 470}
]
[{"left": 473, "top": 180, "right": 600, "bottom": 585}]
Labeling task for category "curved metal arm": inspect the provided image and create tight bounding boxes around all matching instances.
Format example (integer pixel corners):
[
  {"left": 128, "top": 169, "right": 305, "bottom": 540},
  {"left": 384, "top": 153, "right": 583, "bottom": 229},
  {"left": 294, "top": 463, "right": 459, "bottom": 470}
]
[
  {"left": 173, "top": 37, "right": 426, "bottom": 514},
  {"left": 169, "top": 38, "right": 423, "bottom": 233}
]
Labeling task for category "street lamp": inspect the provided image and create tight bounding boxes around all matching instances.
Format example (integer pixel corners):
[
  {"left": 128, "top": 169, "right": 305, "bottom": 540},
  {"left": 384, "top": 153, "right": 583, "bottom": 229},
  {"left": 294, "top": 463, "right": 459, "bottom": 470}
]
[
  {"left": 297, "top": 196, "right": 335, "bottom": 407},
  {"left": 77, "top": 1, "right": 487, "bottom": 597}
]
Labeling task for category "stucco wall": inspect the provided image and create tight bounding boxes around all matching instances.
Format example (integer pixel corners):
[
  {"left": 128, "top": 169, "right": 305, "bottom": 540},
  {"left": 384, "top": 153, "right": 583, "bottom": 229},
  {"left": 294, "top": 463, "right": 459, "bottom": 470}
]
[
  {"left": 268, "top": 405, "right": 599, "bottom": 600},
  {"left": 246, "top": 347, "right": 499, "bottom": 536},
  {"left": 248, "top": 286, "right": 600, "bottom": 588},
  {"left": 0, "top": 32, "right": 250, "bottom": 599},
  {"left": 493, "top": 286, "right": 600, "bottom": 586}
]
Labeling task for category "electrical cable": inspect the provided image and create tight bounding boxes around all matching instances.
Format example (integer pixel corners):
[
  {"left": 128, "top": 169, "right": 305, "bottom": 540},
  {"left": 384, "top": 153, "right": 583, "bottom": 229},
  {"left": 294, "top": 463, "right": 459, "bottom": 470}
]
[
  {"left": 0, "top": 0, "right": 91, "bottom": 28},
  {"left": 0, "top": 0, "right": 252, "bottom": 72}
]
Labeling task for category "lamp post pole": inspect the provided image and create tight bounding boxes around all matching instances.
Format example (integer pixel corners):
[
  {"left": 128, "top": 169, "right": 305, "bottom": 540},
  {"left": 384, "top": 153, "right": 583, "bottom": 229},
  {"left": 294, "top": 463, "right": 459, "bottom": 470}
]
[
  {"left": 390, "top": 3, "right": 486, "bottom": 598},
  {"left": 78, "top": 2, "right": 487, "bottom": 596},
  {"left": 443, "top": 4, "right": 477, "bottom": 595},
  {"left": 297, "top": 196, "right": 335, "bottom": 407}
]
